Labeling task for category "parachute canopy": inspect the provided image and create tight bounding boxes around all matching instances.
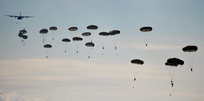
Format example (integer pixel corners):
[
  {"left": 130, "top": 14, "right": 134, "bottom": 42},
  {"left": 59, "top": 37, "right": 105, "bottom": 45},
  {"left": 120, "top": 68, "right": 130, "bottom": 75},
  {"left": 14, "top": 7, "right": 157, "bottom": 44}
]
[
  {"left": 87, "top": 25, "right": 98, "bottom": 30},
  {"left": 18, "top": 33, "right": 23, "bottom": 38},
  {"left": 166, "top": 58, "right": 184, "bottom": 66},
  {"left": 140, "top": 26, "right": 152, "bottom": 32},
  {"left": 22, "top": 35, "right": 28, "bottom": 40},
  {"left": 68, "top": 27, "right": 78, "bottom": 31},
  {"left": 44, "top": 44, "right": 52, "bottom": 48},
  {"left": 49, "top": 26, "right": 57, "bottom": 31},
  {"left": 131, "top": 59, "right": 144, "bottom": 65},
  {"left": 72, "top": 37, "right": 83, "bottom": 41},
  {"left": 62, "top": 38, "right": 71, "bottom": 42},
  {"left": 82, "top": 32, "right": 91, "bottom": 36},
  {"left": 39, "top": 29, "right": 48, "bottom": 34},
  {"left": 85, "top": 42, "right": 95, "bottom": 47},
  {"left": 109, "top": 30, "right": 120, "bottom": 35},
  {"left": 99, "top": 32, "right": 109, "bottom": 36},
  {"left": 19, "top": 29, "right": 27, "bottom": 34},
  {"left": 182, "top": 45, "right": 198, "bottom": 52}
]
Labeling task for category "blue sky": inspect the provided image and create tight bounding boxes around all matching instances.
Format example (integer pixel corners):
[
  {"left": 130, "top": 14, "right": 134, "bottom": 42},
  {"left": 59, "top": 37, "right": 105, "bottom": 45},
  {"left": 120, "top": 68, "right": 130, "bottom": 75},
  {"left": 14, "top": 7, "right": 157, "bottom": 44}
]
[{"left": 0, "top": 0, "right": 204, "bottom": 101}]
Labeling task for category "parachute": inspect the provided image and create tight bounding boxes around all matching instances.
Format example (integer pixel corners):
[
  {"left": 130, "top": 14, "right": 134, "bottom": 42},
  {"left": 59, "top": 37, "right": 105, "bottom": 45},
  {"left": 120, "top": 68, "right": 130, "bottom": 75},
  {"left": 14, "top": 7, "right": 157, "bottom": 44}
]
[
  {"left": 43, "top": 44, "right": 52, "bottom": 58},
  {"left": 85, "top": 42, "right": 95, "bottom": 58},
  {"left": 62, "top": 38, "right": 71, "bottom": 53},
  {"left": 182, "top": 45, "right": 198, "bottom": 72},
  {"left": 19, "top": 28, "right": 27, "bottom": 34},
  {"left": 49, "top": 26, "right": 57, "bottom": 31},
  {"left": 39, "top": 29, "right": 48, "bottom": 43},
  {"left": 130, "top": 59, "right": 144, "bottom": 82},
  {"left": 99, "top": 31, "right": 109, "bottom": 50},
  {"left": 49, "top": 26, "right": 57, "bottom": 40},
  {"left": 165, "top": 58, "right": 184, "bottom": 87},
  {"left": 72, "top": 37, "right": 83, "bottom": 53},
  {"left": 82, "top": 32, "right": 91, "bottom": 36},
  {"left": 87, "top": 25, "right": 98, "bottom": 30},
  {"left": 68, "top": 27, "right": 78, "bottom": 31},
  {"left": 140, "top": 26, "right": 152, "bottom": 46},
  {"left": 140, "top": 27, "right": 152, "bottom": 32},
  {"left": 109, "top": 30, "right": 120, "bottom": 50}
]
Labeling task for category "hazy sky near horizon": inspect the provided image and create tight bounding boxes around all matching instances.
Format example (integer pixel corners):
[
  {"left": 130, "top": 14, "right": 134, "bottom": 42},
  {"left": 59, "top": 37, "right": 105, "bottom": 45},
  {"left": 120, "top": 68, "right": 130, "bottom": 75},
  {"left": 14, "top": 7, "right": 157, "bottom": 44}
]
[{"left": 0, "top": 0, "right": 204, "bottom": 101}]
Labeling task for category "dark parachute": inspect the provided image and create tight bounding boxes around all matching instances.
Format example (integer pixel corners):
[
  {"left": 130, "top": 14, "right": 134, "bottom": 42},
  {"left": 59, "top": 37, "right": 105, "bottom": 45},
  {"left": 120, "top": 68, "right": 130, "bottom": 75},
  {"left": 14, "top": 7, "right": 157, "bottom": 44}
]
[
  {"left": 182, "top": 45, "right": 198, "bottom": 72},
  {"left": 165, "top": 58, "right": 184, "bottom": 87},
  {"left": 49, "top": 26, "right": 57, "bottom": 40},
  {"left": 43, "top": 44, "right": 52, "bottom": 58},
  {"left": 140, "top": 26, "right": 152, "bottom": 46},
  {"left": 99, "top": 32, "right": 109, "bottom": 50},
  {"left": 62, "top": 38, "right": 71, "bottom": 53},
  {"left": 109, "top": 30, "right": 120, "bottom": 35},
  {"left": 87, "top": 25, "right": 98, "bottom": 30},
  {"left": 62, "top": 38, "right": 71, "bottom": 42},
  {"left": 68, "top": 27, "right": 78, "bottom": 31},
  {"left": 73, "top": 37, "right": 83, "bottom": 41},
  {"left": 140, "top": 26, "right": 152, "bottom": 32},
  {"left": 131, "top": 59, "right": 144, "bottom": 82},
  {"left": 85, "top": 42, "right": 95, "bottom": 58},
  {"left": 44, "top": 44, "right": 52, "bottom": 48},
  {"left": 131, "top": 59, "right": 144, "bottom": 65},
  {"left": 109, "top": 30, "right": 120, "bottom": 50},
  {"left": 39, "top": 29, "right": 48, "bottom": 43},
  {"left": 49, "top": 26, "right": 57, "bottom": 31},
  {"left": 39, "top": 29, "right": 48, "bottom": 34},
  {"left": 19, "top": 28, "right": 27, "bottom": 34},
  {"left": 82, "top": 32, "right": 91, "bottom": 36},
  {"left": 72, "top": 37, "right": 83, "bottom": 53}
]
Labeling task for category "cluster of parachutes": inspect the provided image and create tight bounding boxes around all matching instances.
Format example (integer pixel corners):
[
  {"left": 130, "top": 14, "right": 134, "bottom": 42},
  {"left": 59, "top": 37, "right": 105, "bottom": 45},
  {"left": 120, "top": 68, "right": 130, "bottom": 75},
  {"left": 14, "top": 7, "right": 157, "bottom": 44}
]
[
  {"left": 18, "top": 28, "right": 28, "bottom": 45},
  {"left": 38, "top": 25, "right": 122, "bottom": 58},
  {"left": 130, "top": 45, "right": 198, "bottom": 93}
]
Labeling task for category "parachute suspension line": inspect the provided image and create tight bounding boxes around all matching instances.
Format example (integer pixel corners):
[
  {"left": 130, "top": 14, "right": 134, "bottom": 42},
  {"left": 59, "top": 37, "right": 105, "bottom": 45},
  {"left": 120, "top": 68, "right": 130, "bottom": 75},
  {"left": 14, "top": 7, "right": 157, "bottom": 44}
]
[{"left": 185, "top": 52, "right": 196, "bottom": 72}]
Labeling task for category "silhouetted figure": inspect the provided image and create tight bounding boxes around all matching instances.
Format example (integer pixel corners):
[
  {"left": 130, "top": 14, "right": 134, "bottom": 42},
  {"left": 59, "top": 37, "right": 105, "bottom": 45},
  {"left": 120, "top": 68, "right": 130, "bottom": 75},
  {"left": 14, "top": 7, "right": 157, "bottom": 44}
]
[
  {"left": 53, "top": 38, "right": 54, "bottom": 40},
  {"left": 103, "top": 47, "right": 104, "bottom": 49},
  {"left": 171, "top": 81, "right": 174, "bottom": 87},
  {"left": 46, "top": 56, "right": 48, "bottom": 58},
  {"left": 88, "top": 56, "right": 90, "bottom": 58},
  {"left": 169, "top": 94, "right": 171, "bottom": 96},
  {"left": 65, "top": 50, "right": 66, "bottom": 53},
  {"left": 134, "top": 78, "right": 136, "bottom": 81},
  {"left": 146, "top": 44, "right": 147, "bottom": 46},
  {"left": 76, "top": 51, "right": 78, "bottom": 53},
  {"left": 115, "top": 47, "right": 117, "bottom": 50},
  {"left": 191, "top": 68, "right": 193, "bottom": 72}
]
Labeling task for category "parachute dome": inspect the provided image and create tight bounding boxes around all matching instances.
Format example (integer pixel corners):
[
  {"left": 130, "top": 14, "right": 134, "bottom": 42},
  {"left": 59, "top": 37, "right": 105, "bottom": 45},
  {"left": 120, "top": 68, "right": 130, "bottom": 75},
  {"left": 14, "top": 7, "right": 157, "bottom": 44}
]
[
  {"left": 18, "top": 33, "right": 23, "bottom": 38},
  {"left": 72, "top": 37, "right": 83, "bottom": 41},
  {"left": 182, "top": 45, "right": 198, "bottom": 52},
  {"left": 62, "top": 38, "right": 71, "bottom": 42},
  {"left": 82, "top": 32, "right": 91, "bottom": 36},
  {"left": 85, "top": 42, "right": 95, "bottom": 47},
  {"left": 39, "top": 29, "right": 48, "bottom": 34},
  {"left": 99, "top": 32, "right": 109, "bottom": 36},
  {"left": 131, "top": 59, "right": 144, "bottom": 65},
  {"left": 87, "top": 25, "right": 98, "bottom": 30},
  {"left": 44, "top": 44, "right": 52, "bottom": 48},
  {"left": 49, "top": 26, "right": 57, "bottom": 30},
  {"left": 22, "top": 35, "right": 28, "bottom": 39},
  {"left": 167, "top": 58, "right": 184, "bottom": 65},
  {"left": 109, "top": 30, "right": 120, "bottom": 35},
  {"left": 19, "top": 29, "right": 27, "bottom": 34},
  {"left": 68, "top": 27, "right": 78, "bottom": 31},
  {"left": 140, "top": 26, "right": 152, "bottom": 32}
]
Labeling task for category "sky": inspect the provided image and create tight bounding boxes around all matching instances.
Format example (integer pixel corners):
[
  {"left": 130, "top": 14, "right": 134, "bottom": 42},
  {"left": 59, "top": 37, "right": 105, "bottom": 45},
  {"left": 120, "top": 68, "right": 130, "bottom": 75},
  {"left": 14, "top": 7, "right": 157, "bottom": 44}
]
[{"left": 0, "top": 0, "right": 204, "bottom": 101}]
